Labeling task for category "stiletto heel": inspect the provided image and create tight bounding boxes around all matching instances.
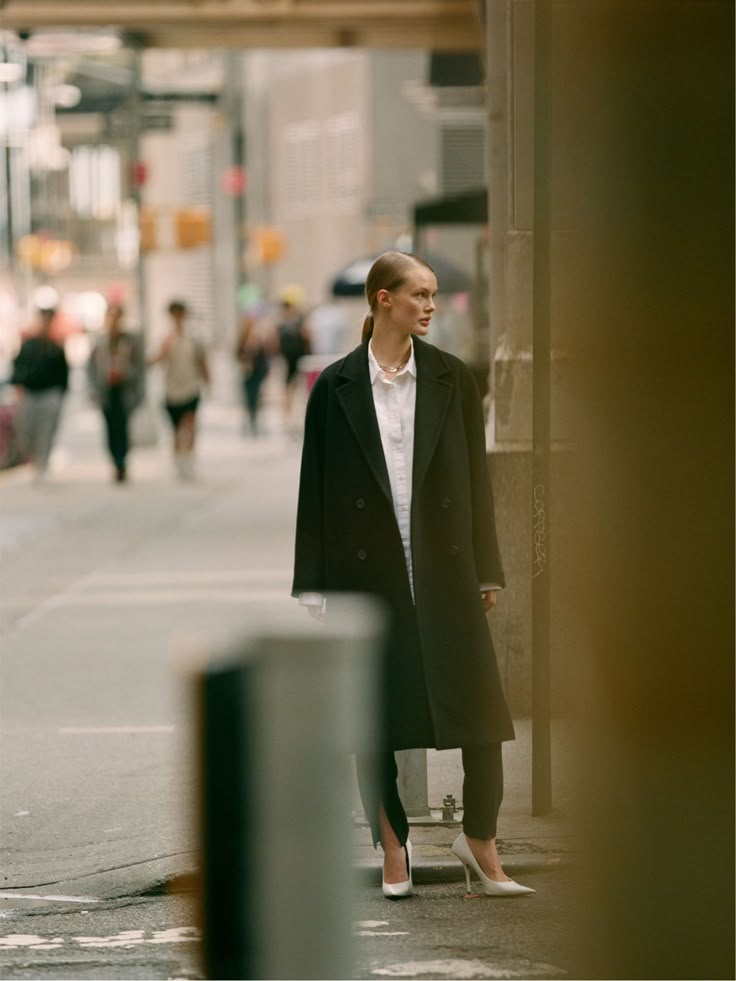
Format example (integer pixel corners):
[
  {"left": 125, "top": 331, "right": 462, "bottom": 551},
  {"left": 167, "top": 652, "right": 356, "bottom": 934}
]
[
  {"left": 462, "top": 862, "right": 472, "bottom": 894},
  {"left": 382, "top": 839, "right": 413, "bottom": 899},
  {"left": 451, "top": 833, "right": 535, "bottom": 896}
]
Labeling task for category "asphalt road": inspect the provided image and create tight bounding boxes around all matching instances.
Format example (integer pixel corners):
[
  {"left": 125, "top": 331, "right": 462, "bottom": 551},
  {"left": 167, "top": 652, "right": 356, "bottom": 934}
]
[
  {"left": 0, "top": 386, "right": 303, "bottom": 899},
  {"left": 0, "top": 864, "right": 575, "bottom": 980}
]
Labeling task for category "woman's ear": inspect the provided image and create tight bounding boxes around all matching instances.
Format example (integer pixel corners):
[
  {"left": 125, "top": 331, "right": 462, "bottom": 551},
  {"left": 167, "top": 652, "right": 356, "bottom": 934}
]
[{"left": 376, "top": 289, "right": 392, "bottom": 308}]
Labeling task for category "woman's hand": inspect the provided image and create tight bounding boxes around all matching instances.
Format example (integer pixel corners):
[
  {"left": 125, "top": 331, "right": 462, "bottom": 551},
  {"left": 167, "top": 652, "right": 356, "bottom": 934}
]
[{"left": 481, "top": 590, "right": 497, "bottom": 613}]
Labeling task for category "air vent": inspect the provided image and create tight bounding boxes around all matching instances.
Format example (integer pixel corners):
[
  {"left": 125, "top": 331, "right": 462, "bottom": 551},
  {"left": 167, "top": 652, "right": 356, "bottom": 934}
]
[{"left": 440, "top": 124, "right": 486, "bottom": 195}]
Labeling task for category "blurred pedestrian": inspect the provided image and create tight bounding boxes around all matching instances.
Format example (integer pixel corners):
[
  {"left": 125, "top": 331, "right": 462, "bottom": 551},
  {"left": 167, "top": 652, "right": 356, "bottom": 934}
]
[
  {"left": 235, "top": 297, "right": 275, "bottom": 437},
  {"left": 148, "top": 300, "right": 209, "bottom": 481},
  {"left": 87, "top": 303, "right": 145, "bottom": 483},
  {"left": 292, "top": 252, "right": 534, "bottom": 900},
  {"left": 303, "top": 301, "right": 348, "bottom": 357},
  {"left": 277, "top": 284, "right": 311, "bottom": 433},
  {"left": 10, "top": 305, "right": 69, "bottom": 484}
]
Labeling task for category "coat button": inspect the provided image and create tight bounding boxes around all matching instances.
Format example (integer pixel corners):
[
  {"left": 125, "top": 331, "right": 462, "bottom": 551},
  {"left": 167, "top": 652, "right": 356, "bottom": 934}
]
[
  {"left": 448, "top": 544, "right": 461, "bottom": 556},
  {"left": 355, "top": 497, "right": 366, "bottom": 509},
  {"left": 440, "top": 497, "right": 452, "bottom": 509},
  {"left": 357, "top": 548, "right": 368, "bottom": 560}
]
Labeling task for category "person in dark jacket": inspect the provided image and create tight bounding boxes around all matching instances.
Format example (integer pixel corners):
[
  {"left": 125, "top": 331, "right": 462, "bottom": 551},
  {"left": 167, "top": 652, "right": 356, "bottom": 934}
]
[
  {"left": 277, "top": 285, "right": 311, "bottom": 433},
  {"left": 10, "top": 306, "right": 69, "bottom": 483},
  {"left": 87, "top": 303, "right": 145, "bottom": 482},
  {"left": 292, "top": 252, "right": 534, "bottom": 900},
  {"left": 235, "top": 299, "right": 275, "bottom": 437}
]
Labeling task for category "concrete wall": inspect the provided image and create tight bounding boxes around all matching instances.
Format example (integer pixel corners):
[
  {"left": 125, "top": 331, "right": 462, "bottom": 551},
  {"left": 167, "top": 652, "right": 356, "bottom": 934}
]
[
  {"left": 489, "top": 447, "right": 577, "bottom": 717},
  {"left": 484, "top": 0, "right": 579, "bottom": 715}
]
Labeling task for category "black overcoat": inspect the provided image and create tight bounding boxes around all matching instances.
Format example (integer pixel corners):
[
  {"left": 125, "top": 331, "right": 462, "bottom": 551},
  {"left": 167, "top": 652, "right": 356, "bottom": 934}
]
[{"left": 292, "top": 336, "right": 514, "bottom": 751}]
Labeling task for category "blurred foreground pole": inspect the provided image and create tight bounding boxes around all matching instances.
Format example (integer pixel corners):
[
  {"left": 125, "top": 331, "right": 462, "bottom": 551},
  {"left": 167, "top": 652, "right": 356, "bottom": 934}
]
[
  {"left": 531, "top": 0, "right": 552, "bottom": 817},
  {"left": 566, "top": 2, "right": 734, "bottom": 978},
  {"left": 196, "top": 596, "right": 383, "bottom": 980}
]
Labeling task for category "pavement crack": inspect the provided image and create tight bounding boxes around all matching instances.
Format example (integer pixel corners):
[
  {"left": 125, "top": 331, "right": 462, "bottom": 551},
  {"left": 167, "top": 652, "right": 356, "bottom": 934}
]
[{"left": 6, "top": 851, "right": 197, "bottom": 892}]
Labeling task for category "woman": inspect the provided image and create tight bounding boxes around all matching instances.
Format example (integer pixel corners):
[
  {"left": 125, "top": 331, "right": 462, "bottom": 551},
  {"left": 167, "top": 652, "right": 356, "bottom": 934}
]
[
  {"left": 235, "top": 301, "right": 274, "bottom": 437},
  {"left": 149, "top": 300, "right": 209, "bottom": 481},
  {"left": 87, "top": 303, "right": 145, "bottom": 483},
  {"left": 292, "top": 251, "right": 534, "bottom": 899}
]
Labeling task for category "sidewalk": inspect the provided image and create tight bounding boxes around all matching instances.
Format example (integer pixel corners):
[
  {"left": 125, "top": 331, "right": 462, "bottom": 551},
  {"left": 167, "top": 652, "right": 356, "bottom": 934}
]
[{"left": 0, "top": 368, "right": 573, "bottom": 899}]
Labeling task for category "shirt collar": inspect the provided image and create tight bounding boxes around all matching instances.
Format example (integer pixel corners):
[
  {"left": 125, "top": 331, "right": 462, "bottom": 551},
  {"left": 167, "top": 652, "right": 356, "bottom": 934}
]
[{"left": 368, "top": 337, "right": 417, "bottom": 385}]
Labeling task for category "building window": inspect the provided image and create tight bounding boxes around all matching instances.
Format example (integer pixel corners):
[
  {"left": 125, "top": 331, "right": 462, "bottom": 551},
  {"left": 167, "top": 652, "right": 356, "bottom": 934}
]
[
  {"left": 282, "top": 121, "right": 321, "bottom": 217},
  {"left": 70, "top": 145, "right": 121, "bottom": 219},
  {"left": 324, "top": 112, "right": 362, "bottom": 205}
]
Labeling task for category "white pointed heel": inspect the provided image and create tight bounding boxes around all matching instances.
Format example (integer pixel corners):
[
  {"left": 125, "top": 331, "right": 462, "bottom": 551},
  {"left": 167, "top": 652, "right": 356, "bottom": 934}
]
[
  {"left": 451, "top": 833, "right": 535, "bottom": 896},
  {"left": 382, "top": 839, "right": 413, "bottom": 899}
]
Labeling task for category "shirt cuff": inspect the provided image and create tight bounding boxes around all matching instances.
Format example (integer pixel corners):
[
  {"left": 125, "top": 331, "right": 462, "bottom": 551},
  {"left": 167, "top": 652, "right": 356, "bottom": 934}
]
[
  {"left": 479, "top": 584, "right": 502, "bottom": 592},
  {"left": 298, "top": 592, "right": 325, "bottom": 607},
  {"left": 298, "top": 592, "right": 325, "bottom": 621}
]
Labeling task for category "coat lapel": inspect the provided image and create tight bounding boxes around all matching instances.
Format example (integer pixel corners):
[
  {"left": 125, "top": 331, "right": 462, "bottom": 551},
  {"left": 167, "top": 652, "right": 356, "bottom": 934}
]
[
  {"left": 412, "top": 338, "right": 454, "bottom": 494},
  {"left": 336, "top": 343, "right": 393, "bottom": 502}
]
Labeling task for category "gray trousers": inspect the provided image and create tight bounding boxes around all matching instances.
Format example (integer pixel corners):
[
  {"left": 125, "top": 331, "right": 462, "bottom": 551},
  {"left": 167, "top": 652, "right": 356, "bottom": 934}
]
[{"left": 17, "top": 388, "right": 64, "bottom": 474}]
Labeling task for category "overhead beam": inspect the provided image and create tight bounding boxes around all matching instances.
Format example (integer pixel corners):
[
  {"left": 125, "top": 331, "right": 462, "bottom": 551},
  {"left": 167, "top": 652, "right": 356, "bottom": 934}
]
[{"left": 1, "top": 0, "right": 482, "bottom": 49}]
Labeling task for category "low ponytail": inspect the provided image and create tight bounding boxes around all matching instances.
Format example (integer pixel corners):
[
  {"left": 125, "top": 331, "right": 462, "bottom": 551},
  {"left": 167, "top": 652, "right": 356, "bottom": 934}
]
[{"left": 361, "top": 312, "right": 373, "bottom": 342}]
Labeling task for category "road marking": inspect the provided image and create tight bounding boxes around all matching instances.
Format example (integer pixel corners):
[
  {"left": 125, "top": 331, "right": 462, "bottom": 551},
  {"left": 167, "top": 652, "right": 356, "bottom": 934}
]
[
  {"left": 371, "top": 959, "right": 567, "bottom": 979},
  {"left": 372, "top": 961, "right": 494, "bottom": 979},
  {"left": 58, "top": 726, "right": 174, "bottom": 735},
  {"left": 0, "top": 935, "right": 65, "bottom": 950},
  {"left": 45, "top": 588, "right": 288, "bottom": 607},
  {"left": 86, "top": 569, "right": 291, "bottom": 586},
  {"left": 0, "top": 927, "right": 199, "bottom": 950},
  {"left": 0, "top": 893, "right": 99, "bottom": 904}
]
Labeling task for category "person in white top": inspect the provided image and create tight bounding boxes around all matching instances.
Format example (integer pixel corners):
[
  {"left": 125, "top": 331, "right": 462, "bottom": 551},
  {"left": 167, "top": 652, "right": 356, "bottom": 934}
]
[
  {"left": 149, "top": 300, "right": 209, "bottom": 481},
  {"left": 292, "top": 252, "right": 533, "bottom": 900}
]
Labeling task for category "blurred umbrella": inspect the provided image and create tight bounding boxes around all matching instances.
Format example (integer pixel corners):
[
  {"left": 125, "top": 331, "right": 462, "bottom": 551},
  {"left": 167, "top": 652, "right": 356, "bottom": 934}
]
[{"left": 330, "top": 253, "right": 473, "bottom": 297}]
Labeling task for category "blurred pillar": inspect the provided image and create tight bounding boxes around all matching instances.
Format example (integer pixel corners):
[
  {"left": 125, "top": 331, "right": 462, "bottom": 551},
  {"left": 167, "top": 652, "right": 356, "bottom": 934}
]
[
  {"left": 224, "top": 52, "right": 246, "bottom": 344},
  {"left": 196, "top": 596, "right": 383, "bottom": 981},
  {"left": 127, "top": 47, "right": 147, "bottom": 337},
  {"left": 564, "top": 2, "right": 734, "bottom": 978},
  {"left": 1, "top": 136, "right": 11, "bottom": 268}
]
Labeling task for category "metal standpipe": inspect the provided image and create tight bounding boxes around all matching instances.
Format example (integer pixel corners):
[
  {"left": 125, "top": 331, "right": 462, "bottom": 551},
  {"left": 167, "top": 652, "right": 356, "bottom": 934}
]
[{"left": 195, "top": 595, "right": 384, "bottom": 981}]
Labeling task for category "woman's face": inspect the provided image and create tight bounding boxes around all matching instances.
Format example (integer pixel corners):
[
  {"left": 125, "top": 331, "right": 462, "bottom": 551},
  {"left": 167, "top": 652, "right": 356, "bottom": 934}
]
[{"left": 379, "top": 265, "right": 438, "bottom": 337}]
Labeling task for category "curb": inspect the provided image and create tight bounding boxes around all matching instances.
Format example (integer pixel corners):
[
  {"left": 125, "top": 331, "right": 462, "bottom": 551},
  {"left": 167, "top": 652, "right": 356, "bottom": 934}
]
[
  {"left": 355, "top": 852, "right": 573, "bottom": 885},
  {"left": 162, "top": 852, "right": 572, "bottom": 897}
]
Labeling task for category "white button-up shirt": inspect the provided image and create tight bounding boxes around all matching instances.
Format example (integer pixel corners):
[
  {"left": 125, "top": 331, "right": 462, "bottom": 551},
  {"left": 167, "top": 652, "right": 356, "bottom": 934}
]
[{"left": 367, "top": 338, "right": 417, "bottom": 595}]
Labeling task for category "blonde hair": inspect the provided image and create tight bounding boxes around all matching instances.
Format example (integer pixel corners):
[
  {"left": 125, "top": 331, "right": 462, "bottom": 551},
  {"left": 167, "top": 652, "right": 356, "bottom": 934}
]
[{"left": 361, "top": 251, "right": 435, "bottom": 342}]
